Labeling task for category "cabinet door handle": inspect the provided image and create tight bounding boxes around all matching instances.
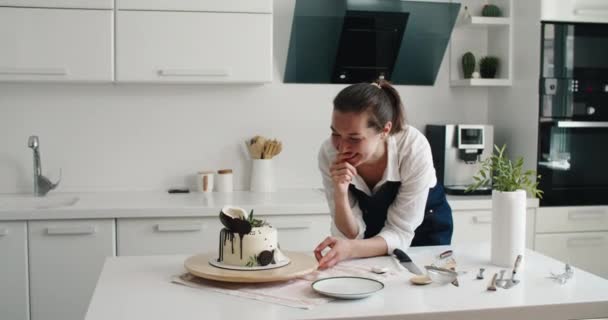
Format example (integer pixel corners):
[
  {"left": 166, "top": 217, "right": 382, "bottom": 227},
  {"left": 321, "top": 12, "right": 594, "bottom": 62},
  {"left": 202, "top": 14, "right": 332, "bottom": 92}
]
[
  {"left": 46, "top": 226, "right": 97, "bottom": 235},
  {"left": 157, "top": 69, "right": 230, "bottom": 77},
  {"left": 0, "top": 68, "right": 68, "bottom": 76},
  {"left": 566, "top": 236, "right": 605, "bottom": 248},
  {"left": 472, "top": 216, "right": 492, "bottom": 224},
  {"left": 273, "top": 222, "right": 312, "bottom": 230},
  {"left": 0, "top": 227, "right": 8, "bottom": 236},
  {"left": 568, "top": 210, "right": 606, "bottom": 220},
  {"left": 156, "top": 223, "right": 204, "bottom": 232}
]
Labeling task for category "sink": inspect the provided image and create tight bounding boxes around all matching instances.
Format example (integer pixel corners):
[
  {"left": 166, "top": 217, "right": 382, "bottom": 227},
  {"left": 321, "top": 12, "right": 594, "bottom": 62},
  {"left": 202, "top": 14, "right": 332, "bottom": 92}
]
[{"left": 0, "top": 195, "right": 80, "bottom": 210}]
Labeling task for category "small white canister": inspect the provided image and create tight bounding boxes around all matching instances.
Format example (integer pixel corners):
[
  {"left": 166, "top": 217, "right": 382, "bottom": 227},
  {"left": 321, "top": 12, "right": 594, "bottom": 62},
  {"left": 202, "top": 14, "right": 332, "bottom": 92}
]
[
  {"left": 196, "top": 171, "right": 214, "bottom": 193},
  {"left": 215, "top": 169, "right": 233, "bottom": 192}
]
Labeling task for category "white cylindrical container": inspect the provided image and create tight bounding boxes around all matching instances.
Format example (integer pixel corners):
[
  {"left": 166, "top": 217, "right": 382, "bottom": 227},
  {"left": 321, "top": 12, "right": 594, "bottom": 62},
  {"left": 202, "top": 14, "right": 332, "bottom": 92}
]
[
  {"left": 491, "top": 190, "right": 527, "bottom": 267},
  {"left": 250, "top": 159, "right": 275, "bottom": 192},
  {"left": 196, "top": 171, "right": 214, "bottom": 193},
  {"left": 215, "top": 169, "right": 233, "bottom": 192}
]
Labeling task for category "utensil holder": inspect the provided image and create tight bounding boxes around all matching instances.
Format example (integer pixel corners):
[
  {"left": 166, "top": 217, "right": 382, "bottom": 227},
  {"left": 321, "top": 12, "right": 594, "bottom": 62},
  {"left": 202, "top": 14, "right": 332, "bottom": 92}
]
[{"left": 250, "top": 159, "right": 275, "bottom": 192}]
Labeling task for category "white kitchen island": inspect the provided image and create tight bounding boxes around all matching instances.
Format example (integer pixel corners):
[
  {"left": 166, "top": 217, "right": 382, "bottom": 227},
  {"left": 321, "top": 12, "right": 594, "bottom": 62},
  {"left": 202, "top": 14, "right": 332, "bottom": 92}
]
[{"left": 85, "top": 244, "right": 608, "bottom": 320}]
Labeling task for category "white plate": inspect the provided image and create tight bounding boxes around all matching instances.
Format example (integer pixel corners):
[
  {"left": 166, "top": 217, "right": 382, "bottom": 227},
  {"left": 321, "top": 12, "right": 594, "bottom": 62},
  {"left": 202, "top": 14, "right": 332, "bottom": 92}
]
[
  {"left": 208, "top": 257, "right": 290, "bottom": 271},
  {"left": 312, "top": 276, "right": 384, "bottom": 299}
]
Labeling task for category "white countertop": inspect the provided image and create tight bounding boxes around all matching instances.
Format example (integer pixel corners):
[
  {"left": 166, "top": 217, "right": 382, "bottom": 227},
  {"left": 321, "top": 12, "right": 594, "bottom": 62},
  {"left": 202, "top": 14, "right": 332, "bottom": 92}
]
[
  {"left": 0, "top": 189, "right": 539, "bottom": 220},
  {"left": 85, "top": 244, "right": 608, "bottom": 320}
]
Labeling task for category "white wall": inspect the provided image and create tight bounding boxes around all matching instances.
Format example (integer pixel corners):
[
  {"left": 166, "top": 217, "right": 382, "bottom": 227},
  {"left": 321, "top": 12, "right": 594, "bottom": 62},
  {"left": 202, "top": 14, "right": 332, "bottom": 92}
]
[
  {"left": 0, "top": 0, "right": 488, "bottom": 193},
  {"left": 488, "top": 0, "right": 541, "bottom": 171}
]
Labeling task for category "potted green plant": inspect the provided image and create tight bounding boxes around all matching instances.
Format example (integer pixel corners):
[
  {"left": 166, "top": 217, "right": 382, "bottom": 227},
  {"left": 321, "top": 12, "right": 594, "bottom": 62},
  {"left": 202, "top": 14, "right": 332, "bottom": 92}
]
[
  {"left": 461, "top": 52, "right": 476, "bottom": 79},
  {"left": 466, "top": 145, "right": 542, "bottom": 267},
  {"left": 481, "top": 4, "right": 502, "bottom": 17},
  {"left": 479, "top": 56, "right": 499, "bottom": 79}
]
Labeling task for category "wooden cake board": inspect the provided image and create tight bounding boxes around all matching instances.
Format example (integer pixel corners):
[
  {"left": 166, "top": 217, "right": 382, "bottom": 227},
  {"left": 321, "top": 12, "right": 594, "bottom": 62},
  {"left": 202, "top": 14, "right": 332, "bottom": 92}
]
[{"left": 184, "top": 251, "right": 318, "bottom": 283}]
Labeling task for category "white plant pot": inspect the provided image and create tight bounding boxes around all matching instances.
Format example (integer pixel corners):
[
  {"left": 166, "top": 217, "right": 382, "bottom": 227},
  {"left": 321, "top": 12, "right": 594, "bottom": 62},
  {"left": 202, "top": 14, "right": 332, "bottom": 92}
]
[
  {"left": 491, "top": 189, "right": 527, "bottom": 267},
  {"left": 250, "top": 159, "right": 276, "bottom": 192}
]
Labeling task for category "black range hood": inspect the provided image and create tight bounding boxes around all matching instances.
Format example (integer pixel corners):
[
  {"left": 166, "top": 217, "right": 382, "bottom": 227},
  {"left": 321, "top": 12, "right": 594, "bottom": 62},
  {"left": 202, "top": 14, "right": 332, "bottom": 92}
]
[{"left": 284, "top": 0, "right": 461, "bottom": 85}]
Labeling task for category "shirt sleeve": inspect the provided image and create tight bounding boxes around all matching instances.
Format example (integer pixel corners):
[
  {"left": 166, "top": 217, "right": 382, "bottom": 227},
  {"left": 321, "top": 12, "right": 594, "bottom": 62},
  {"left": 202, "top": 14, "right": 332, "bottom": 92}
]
[
  {"left": 377, "top": 134, "right": 436, "bottom": 254},
  {"left": 318, "top": 141, "right": 366, "bottom": 239}
]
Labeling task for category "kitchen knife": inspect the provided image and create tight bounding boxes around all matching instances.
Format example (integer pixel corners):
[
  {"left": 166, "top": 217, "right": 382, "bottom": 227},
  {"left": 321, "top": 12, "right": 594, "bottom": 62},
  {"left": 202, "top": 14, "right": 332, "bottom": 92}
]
[{"left": 393, "top": 249, "right": 424, "bottom": 275}]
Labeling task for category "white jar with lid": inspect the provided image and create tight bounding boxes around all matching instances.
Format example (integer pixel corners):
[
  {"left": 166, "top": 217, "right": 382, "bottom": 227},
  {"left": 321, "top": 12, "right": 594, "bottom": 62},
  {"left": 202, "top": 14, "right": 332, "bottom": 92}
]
[{"left": 215, "top": 169, "right": 233, "bottom": 192}]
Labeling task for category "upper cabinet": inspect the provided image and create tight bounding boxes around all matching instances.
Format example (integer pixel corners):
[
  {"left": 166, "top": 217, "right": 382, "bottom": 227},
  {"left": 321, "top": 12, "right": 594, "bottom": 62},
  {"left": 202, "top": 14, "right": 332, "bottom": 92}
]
[
  {"left": 450, "top": 0, "right": 513, "bottom": 87},
  {"left": 0, "top": 0, "right": 112, "bottom": 9},
  {"left": 115, "top": 0, "right": 273, "bottom": 83},
  {"left": 0, "top": 0, "right": 272, "bottom": 83},
  {"left": 0, "top": 6, "right": 113, "bottom": 82},
  {"left": 117, "top": 0, "right": 271, "bottom": 13}
]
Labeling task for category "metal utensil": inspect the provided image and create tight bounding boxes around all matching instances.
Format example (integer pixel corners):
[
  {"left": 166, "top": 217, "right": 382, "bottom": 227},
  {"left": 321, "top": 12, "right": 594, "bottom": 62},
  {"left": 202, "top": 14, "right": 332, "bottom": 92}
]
[
  {"left": 393, "top": 249, "right": 424, "bottom": 275},
  {"left": 495, "top": 270, "right": 507, "bottom": 288},
  {"left": 487, "top": 272, "right": 498, "bottom": 291},
  {"left": 503, "top": 254, "right": 523, "bottom": 289}
]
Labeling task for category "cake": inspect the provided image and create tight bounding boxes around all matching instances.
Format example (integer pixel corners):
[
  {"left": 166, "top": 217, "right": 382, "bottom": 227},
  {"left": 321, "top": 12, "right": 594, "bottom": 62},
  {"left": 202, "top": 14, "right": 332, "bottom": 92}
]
[{"left": 217, "top": 206, "right": 288, "bottom": 267}]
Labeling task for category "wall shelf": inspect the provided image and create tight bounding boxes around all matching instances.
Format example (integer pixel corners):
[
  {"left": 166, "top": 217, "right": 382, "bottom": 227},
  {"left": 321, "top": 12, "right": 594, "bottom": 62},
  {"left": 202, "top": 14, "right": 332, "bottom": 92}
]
[
  {"left": 451, "top": 78, "right": 512, "bottom": 87},
  {"left": 450, "top": 0, "right": 513, "bottom": 87}
]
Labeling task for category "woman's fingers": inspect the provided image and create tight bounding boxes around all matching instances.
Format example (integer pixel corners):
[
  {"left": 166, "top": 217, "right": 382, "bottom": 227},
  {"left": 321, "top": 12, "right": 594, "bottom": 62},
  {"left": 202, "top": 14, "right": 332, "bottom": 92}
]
[
  {"left": 318, "top": 248, "right": 338, "bottom": 269},
  {"left": 314, "top": 237, "right": 336, "bottom": 261}
]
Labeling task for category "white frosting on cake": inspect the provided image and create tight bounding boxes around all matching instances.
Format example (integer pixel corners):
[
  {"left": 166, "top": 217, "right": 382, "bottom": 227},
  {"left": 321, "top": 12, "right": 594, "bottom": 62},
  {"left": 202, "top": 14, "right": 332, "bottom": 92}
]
[{"left": 219, "top": 225, "right": 278, "bottom": 267}]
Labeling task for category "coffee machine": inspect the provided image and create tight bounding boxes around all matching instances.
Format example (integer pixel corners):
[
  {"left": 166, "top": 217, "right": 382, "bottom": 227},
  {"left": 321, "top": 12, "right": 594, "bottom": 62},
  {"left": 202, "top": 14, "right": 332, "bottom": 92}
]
[{"left": 426, "top": 124, "right": 494, "bottom": 195}]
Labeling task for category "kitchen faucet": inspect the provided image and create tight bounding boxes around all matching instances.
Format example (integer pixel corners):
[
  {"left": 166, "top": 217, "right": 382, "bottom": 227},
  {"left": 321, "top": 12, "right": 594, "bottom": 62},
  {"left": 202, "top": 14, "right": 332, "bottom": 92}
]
[{"left": 27, "top": 135, "right": 60, "bottom": 196}]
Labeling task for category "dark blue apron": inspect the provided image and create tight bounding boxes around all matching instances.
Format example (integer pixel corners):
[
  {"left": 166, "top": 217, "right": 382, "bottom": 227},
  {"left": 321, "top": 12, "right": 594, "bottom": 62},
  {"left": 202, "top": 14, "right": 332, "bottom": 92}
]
[{"left": 348, "top": 182, "right": 453, "bottom": 246}]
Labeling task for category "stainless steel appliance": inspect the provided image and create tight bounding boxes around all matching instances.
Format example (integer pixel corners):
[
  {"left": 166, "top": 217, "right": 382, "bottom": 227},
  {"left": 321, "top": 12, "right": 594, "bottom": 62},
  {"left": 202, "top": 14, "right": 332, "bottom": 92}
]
[
  {"left": 426, "top": 124, "right": 494, "bottom": 195},
  {"left": 539, "top": 1, "right": 608, "bottom": 206}
]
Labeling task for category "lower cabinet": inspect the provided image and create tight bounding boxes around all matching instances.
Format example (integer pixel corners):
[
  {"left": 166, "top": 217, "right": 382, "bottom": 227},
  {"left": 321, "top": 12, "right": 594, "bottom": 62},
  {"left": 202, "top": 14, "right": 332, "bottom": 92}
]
[
  {"left": 28, "top": 219, "right": 115, "bottom": 320},
  {"left": 117, "top": 215, "right": 331, "bottom": 256},
  {"left": 451, "top": 209, "right": 536, "bottom": 249},
  {"left": 0, "top": 221, "right": 29, "bottom": 320},
  {"left": 535, "top": 232, "right": 608, "bottom": 279},
  {"left": 261, "top": 215, "right": 331, "bottom": 252},
  {"left": 534, "top": 206, "right": 608, "bottom": 279},
  {"left": 117, "top": 217, "right": 221, "bottom": 255}
]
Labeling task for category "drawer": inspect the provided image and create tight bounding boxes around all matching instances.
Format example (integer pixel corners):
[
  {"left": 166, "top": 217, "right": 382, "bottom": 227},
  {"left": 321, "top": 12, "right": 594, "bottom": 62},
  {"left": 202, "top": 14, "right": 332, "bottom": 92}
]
[
  {"left": 535, "top": 232, "right": 608, "bottom": 279},
  {"left": 452, "top": 209, "right": 536, "bottom": 248},
  {"left": 537, "top": 206, "right": 608, "bottom": 233},
  {"left": 117, "top": 217, "right": 221, "bottom": 256},
  {"left": 261, "top": 215, "right": 331, "bottom": 252},
  {"left": 451, "top": 210, "right": 492, "bottom": 244}
]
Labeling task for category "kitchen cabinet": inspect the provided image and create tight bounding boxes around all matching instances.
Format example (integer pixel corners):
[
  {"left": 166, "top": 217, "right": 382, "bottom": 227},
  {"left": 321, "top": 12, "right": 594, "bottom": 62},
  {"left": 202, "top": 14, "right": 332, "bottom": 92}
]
[
  {"left": 117, "top": 215, "right": 330, "bottom": 256},
  {"left": 117, "top": 217, "right": 221, "bottom": 255},
  {"left": 115, "top": 9, "right": 272, "bottom": 83},
  {"left": 0, "top": 0, "right": 112, "bottom": 9},
  {"left": 28, "top": 219, "right": 115, "bottom": 320},
  {"left": 449, "top": 0, "right": 513, "bottom": 86},
  {"left": 0, "top": 221, "right": 29, "bottom": 320},
  {"left": 0, "top": 7, "right": 113, "bottom": 82},
  {"left": 535, "top": 232, "right": 608, "bottom": 279},
  {"left": 260, "top": 215, "right": 331, "bottom": 252},
  {"left": 451, "top": 209, "right": 536, "bottom": 249},
  {"left": 534, "top": 206, "right": 608, "bottom": 279}
]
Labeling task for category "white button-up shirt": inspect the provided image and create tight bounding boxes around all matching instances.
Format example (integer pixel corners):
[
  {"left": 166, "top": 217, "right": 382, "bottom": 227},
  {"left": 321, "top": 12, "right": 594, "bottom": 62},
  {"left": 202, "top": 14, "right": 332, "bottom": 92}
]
[{"left": 318, "top": 125, "right": 437, "bottom": 253}]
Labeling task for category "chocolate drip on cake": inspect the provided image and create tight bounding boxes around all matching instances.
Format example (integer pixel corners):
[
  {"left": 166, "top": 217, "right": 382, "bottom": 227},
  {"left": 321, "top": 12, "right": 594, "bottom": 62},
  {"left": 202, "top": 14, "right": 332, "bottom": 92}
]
[{"left": 219, "top": 228, "right": 248, "bottom": 262}]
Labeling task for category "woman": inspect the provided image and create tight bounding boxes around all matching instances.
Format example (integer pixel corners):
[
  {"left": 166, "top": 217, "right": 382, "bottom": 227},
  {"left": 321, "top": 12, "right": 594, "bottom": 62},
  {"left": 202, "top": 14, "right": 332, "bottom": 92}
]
[{"left": 314, "top": 80, "right": 452, "bottom": 270}]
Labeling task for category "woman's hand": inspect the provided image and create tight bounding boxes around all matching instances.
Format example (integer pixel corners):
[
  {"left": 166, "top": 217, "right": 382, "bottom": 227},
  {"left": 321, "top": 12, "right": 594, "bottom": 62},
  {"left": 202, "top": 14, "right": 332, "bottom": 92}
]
[
  {"left": 329, "top": 157, "right": 358, "bottom": 195},
  {"left": 314, "top": 236, "right": 353, "bottom": 269}
]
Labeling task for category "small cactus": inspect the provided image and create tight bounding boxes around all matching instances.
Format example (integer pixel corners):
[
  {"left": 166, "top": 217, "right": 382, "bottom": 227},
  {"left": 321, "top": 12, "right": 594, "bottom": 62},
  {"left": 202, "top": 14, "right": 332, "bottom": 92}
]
[
  {"left": 479, "top": 56, "right": 499, "bottom": 78},
  {"left": 481, "top": 4, "right": 502, "bottom": 17},
  {"left": 461, "top": 52, "right": 476, "bottom": 79}
]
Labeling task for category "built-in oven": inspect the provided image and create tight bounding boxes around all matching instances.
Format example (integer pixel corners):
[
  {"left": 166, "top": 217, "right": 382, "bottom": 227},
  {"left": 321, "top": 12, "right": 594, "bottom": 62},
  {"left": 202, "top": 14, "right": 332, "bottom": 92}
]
[{"left": 539, "top": 20, "right": 608, "bottom": 206}]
